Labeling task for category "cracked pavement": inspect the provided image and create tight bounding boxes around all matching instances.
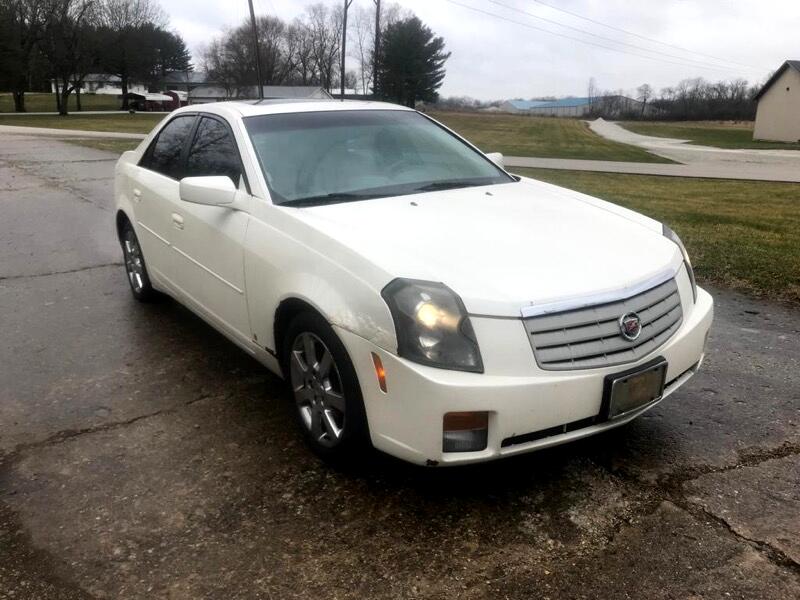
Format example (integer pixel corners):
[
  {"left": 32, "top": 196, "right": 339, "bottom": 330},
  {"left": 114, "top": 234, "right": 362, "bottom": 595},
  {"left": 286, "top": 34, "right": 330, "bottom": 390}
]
[{"left": 1, "top": 133, "right": 799, "bottom": 599}]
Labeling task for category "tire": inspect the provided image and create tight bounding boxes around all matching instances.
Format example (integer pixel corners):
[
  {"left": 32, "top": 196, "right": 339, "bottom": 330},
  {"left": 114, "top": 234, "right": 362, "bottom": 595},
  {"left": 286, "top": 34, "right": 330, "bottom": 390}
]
[
  {"left": 119, "top": 221, "right": 159, "bottom": 302},
  {"left": 282, "top": 311, "right": 370, "bottom": 462}
]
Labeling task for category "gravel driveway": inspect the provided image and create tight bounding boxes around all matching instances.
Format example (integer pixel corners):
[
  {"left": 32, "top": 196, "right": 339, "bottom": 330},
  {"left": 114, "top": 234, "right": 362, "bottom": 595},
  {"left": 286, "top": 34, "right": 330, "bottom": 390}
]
[{"left": 1, "top": 134, "right": 798, "bottom": 599}]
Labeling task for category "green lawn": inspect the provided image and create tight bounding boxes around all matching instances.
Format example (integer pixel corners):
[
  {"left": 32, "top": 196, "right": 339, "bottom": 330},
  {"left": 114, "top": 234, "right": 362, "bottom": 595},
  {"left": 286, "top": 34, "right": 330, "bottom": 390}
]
[
  {"left": 63, "top": 138, "right": 142, "bottom": 153},
  {"left": 0, "top": 92, "right": 121, "bottom": 113},
  {"left": 0, "top": 113, "right": 162, "bottom": 133},
  {"left": 429, "top": 111, "right": 673, "bottom": 163},
  {"left": 514, "top": 168, "right": 800, "bottom": 304},
  {"left": 620, "top": 121, "right": 800, "bottom": 150}
]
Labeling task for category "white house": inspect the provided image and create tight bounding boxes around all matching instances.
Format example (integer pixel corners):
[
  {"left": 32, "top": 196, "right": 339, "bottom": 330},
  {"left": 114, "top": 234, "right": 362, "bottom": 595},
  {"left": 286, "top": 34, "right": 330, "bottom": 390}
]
[{"left": 753, "top": 60, "right": 800, "bottom": 143}]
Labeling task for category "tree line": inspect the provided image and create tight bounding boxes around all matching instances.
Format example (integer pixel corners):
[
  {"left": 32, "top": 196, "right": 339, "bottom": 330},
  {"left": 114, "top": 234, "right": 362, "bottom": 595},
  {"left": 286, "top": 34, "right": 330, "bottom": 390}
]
[
  {"left": 647, "top": 78, "right": 759, "bottom": 121},
  {"left": 202, "top": 2, "right": 450, "bottom": 108},
  {"left": 0, "top": 0, "right": 191, "bottom": 114},
  {"left": 438, "top": 76, "right": 764, "bottom": 121},
  {"left": 588, "top": 77, "right": 761, "bottom": 121},
  {"left": 1, "top": 0, "right": 451, "bottom": 114}
]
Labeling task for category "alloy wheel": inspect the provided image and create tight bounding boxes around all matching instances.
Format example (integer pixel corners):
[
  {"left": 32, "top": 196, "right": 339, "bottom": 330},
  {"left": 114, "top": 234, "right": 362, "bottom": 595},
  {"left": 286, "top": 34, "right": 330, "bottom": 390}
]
[{"left": 289, "top": 332, "right": 347, "bottom": 448}]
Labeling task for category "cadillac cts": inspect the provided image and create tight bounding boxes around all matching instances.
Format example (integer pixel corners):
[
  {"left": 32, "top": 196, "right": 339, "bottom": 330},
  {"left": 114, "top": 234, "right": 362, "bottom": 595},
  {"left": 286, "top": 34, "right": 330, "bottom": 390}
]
[{"left": 114, "top": 100, "right": 713, "bottom": 465}]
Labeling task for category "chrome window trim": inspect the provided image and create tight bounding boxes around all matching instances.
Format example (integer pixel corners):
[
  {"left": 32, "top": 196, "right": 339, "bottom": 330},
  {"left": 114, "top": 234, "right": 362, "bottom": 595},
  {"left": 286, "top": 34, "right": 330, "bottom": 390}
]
[{"left": 519, "top": 265, "right": 679, "bottom": 319}]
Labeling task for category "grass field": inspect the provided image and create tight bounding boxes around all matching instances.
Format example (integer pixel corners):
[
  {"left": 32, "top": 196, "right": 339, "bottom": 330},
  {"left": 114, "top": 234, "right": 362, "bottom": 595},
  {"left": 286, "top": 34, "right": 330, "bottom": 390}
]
[
  {"left": 514, "top": 168, "right": 800, "bottom": 303},
  {"left": 64, "top": 138, "right": 142, "bottom": 153},
  {"left": 620, "top": 120, "right": 800, "bottom": 150},
  {"left": 430, "top": 111, "right": 673, "bottom": 163},
  {"left": 0, "top": 113, "right": 162, "bottom": 133},
  {"left": 0, "top": 92, "right": 121, "bottom": 113}
]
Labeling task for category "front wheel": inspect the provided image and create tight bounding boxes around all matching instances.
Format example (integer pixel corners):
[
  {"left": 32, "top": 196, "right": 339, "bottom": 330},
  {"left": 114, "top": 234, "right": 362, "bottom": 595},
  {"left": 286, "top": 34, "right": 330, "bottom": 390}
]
[{"left": 283, "top": 311, "right": 369, "bottom": 461}]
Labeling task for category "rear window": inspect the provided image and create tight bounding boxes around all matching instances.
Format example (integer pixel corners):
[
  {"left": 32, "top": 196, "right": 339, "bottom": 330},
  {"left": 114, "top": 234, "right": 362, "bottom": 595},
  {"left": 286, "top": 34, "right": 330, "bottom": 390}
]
[{"left": 141, "top": 115, "right": 196, "bottom": 179}]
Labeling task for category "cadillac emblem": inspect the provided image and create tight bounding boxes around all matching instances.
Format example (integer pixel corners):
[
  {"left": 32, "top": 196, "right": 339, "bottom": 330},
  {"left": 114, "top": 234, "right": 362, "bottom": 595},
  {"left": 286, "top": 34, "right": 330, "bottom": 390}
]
[{"left": 619, "top": 312, "right": 642, "bottom": 341}]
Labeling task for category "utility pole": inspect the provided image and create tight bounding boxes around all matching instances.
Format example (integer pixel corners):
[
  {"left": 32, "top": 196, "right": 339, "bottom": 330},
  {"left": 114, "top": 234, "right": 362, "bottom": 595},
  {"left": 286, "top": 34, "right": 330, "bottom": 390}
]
[
  {"left": 340, "top": 0, "right": 354, "bottom": 100},
  {"left": 372, "top": 0, "right": 381, "bottom": 98},
  {"left": 247, "top": 0, "right": 264, "bottom": 101}
]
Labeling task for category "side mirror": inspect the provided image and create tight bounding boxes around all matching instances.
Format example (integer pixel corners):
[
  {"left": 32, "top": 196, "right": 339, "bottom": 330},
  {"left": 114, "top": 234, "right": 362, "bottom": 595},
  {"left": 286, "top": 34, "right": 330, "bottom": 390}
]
[
  {"left": 485, "top": 152, "right": 504, "bottom": 169},
  {"left": 179, "top": 176, "right": 236, "bottom": 206}
]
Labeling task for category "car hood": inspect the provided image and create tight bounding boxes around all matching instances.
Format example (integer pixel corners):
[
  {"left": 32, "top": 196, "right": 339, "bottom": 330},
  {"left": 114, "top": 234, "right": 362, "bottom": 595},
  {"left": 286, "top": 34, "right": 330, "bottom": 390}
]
[{"left": 293, "top": 177, "right": 682, "bottom": 317}]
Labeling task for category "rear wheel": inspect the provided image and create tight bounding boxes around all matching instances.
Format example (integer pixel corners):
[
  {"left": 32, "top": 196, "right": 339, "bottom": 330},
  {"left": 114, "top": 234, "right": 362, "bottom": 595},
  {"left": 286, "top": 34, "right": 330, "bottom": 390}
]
[
  {"left": 120, "top": 222, "right": 158, "bottom": 302},
  {"left": 283, "top": 311, "right": 369, "bottom": 461}
]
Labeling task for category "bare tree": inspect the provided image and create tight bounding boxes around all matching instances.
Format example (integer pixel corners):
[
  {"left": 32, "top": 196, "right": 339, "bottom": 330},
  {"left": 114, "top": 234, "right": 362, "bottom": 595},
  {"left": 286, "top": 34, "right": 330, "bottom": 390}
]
[
  {"left": 97, "top": 0, "right": 166, "bottom": 109},
  {"left": 201, "top": 38, "right": 237, "bottom": 98},
  {"left": 349, "top": 5, "right": 373, "bottom": 94},
  {"left": 286, "top": 19, "right": 317, "bottom": 85},
  {"left": 345, "top": 1, "right": 408, "bottom": 95},
  {"left": 0, "top": 0, "right": 54, "bottom": 111},
  {"left": 305, "top": 3, "right": 342, "bottom": 92},
  {"left": 39, "top": 0, "right": 98, "bottom": 115}
]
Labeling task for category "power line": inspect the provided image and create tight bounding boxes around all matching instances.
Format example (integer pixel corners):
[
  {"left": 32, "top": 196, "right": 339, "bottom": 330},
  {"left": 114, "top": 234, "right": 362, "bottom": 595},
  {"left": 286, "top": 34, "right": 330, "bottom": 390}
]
[
  {"left": 443, "top": 0, "right": 752, "bottom": 75},
  {"left": 484, "top": 0, "right": 753, "bottom": 74},
  {"left": 530, "top": 0, "right": 758, "bottom": 70}
]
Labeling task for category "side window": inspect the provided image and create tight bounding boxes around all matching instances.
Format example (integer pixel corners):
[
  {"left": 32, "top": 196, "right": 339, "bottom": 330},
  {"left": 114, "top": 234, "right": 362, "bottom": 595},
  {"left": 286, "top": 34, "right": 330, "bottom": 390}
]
[
  {"left": 141, "top": 115, "right": 195, "bottom": 179},
  {"left": 185, "top": 117, "right": 243, "bottom": 184}
]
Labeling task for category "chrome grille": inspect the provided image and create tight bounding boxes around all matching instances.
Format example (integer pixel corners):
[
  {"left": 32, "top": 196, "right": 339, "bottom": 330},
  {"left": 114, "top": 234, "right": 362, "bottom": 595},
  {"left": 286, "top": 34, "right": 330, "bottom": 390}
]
[{"left": 524, "top": 278, "right": 683, "bottom": 371}]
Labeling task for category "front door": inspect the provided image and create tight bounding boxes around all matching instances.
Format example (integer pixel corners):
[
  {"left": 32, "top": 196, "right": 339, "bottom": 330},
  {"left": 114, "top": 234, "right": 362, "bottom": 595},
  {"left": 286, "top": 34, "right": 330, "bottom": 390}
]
[{"left": 169, "top": 115, "right": 252, "bottom": 343}]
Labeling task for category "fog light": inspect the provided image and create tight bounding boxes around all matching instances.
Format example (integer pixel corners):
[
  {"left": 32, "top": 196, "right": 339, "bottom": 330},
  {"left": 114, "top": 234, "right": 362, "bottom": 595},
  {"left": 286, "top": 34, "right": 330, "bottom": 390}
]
[{"left": 443, "top": 411, "right": 488, "bottom": 452}]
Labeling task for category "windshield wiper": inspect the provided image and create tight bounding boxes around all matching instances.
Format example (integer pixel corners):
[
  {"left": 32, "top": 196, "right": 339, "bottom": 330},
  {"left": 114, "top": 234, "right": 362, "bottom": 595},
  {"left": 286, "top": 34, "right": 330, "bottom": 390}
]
[
  {"left": 281, "top": 192, "right": 383, "bottom": 207},
  {"left": 412, "top": 180, "right": 484, "bottom": 193}
]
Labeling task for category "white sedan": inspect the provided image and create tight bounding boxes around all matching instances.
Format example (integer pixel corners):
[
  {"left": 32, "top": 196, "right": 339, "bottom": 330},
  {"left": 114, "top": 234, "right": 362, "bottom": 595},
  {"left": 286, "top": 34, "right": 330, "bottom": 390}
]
[{"left": 114, "top": 100, "right": 713, "bottom": 466}]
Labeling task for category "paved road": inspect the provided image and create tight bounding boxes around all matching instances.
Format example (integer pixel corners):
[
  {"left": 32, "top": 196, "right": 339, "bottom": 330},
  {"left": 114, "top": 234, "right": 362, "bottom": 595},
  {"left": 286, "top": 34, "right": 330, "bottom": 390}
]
[
  {"left": 507, "top": 119, "right": 800, "bottom": 182},
  {"left": 1, "top": 133, "right": 799, "bottom": 599},
  {"left": 504, "top": 155, "right": 800, "bottom": 182}
]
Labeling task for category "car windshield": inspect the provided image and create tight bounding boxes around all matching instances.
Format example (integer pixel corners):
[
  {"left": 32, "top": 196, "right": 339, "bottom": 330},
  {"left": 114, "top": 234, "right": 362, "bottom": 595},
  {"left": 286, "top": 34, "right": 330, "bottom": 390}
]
[{"left": 244, "top": 109, "right": 514, "bottom": 206}]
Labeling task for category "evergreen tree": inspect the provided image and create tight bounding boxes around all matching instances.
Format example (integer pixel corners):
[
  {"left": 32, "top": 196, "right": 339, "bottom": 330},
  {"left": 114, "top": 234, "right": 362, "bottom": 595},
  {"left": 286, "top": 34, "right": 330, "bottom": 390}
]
[{"left": 375, "top": 16, "right": 449, "bottom": 108}]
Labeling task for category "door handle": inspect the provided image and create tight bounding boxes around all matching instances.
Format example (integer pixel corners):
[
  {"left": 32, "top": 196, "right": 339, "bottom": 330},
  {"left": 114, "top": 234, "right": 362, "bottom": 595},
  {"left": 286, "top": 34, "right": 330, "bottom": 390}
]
[
  {"left": 132, "top": 188, "right": 142, "bottom": 202},
  {"left": 171, "top": 213, "right": 184, "bottom": 230}
]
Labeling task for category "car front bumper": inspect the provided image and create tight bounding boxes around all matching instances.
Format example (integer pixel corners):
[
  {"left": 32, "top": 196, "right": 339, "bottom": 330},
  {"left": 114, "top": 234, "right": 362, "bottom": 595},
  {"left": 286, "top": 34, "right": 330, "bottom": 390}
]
[{"left": 335, "top": 281, "right": 713, "bottom": 466}]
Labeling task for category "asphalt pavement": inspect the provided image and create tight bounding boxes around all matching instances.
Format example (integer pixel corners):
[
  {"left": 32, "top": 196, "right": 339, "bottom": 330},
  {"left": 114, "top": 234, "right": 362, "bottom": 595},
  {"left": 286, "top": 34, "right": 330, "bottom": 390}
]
[{"left": 1, "top": 133, "right": 799, "bottom": 599}]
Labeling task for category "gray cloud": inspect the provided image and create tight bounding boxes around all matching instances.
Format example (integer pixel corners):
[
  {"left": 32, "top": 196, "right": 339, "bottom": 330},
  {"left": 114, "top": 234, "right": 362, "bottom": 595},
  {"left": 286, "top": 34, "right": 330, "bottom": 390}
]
[{"left": 161, "top": 0, "right": 798, "bottom": 100}]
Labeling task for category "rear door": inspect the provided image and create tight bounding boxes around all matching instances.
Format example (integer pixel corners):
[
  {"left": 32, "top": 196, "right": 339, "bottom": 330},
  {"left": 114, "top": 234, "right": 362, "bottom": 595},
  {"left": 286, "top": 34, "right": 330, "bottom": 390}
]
[
  {"left": 132, "top": 113, "right": 197, "bottom": 288},
  {"left": 169, "top": 115, "right": 252, "bottom": 342}
]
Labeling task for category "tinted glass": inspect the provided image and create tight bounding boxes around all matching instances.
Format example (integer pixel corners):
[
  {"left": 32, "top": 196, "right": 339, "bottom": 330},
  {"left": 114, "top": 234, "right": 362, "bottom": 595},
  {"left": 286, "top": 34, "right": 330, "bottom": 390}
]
[
  {"left": 244, "top": 110, "right": 513, "bottom": 205},
  {"left": 144, "top": 115, "right": 195, "bottom": 179},
  {"left": 185, "top": 117, "right": 242, "bottom": 184}
]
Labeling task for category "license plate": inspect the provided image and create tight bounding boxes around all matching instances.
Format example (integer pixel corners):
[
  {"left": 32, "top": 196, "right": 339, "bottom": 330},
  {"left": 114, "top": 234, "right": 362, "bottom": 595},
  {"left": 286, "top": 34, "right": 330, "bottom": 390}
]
[{"left": 603, "top": 359, "right": 667, "bottom": 420}]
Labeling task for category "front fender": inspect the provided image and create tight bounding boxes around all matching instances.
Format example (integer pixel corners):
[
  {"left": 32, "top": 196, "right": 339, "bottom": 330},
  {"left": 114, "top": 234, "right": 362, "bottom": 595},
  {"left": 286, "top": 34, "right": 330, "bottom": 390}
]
[{"left": 244, "top": 213, "right": 397, "bottom": 357}]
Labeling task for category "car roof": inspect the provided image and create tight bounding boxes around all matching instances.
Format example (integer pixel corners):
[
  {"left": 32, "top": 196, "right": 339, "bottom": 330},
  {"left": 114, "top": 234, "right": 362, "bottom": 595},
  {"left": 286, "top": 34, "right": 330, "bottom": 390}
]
[{"left": 172, "top": 99, "right": 415, "bottom": 120}]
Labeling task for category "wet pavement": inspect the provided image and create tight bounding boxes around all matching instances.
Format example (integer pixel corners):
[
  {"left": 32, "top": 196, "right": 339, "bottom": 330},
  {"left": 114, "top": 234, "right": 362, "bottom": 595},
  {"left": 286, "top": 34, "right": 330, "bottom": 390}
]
[{"left": 1, "top": 134, "right": 799, "bottom": 599}]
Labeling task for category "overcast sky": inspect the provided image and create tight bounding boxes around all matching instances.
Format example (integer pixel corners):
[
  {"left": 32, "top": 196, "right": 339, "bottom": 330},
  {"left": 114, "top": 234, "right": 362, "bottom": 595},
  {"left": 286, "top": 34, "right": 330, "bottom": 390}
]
[{"left": 161, "top": 0, "right": 797, "bottom": 101}]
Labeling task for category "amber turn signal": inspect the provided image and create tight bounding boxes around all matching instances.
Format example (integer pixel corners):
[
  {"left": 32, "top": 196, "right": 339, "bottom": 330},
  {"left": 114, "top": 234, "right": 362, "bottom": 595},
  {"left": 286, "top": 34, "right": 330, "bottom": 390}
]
[{"left": 371, "top": 352, "right": 387, "bottom": 393}]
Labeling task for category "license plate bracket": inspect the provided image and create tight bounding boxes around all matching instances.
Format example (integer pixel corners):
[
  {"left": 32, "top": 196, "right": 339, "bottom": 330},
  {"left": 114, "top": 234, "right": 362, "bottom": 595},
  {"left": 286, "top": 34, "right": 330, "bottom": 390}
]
[{"left": 602, "top": 358, "right": 668, "bottom": 421}]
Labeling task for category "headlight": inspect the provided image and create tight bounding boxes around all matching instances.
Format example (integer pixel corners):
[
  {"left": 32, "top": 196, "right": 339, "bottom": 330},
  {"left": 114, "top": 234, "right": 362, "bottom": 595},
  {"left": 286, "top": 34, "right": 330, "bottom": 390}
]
[
  {"left": 663, "top": 224, "right": 697, "bottom": 302},
  {"left": 381, "top": 278, "right": 483, "bottom": 373}
]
